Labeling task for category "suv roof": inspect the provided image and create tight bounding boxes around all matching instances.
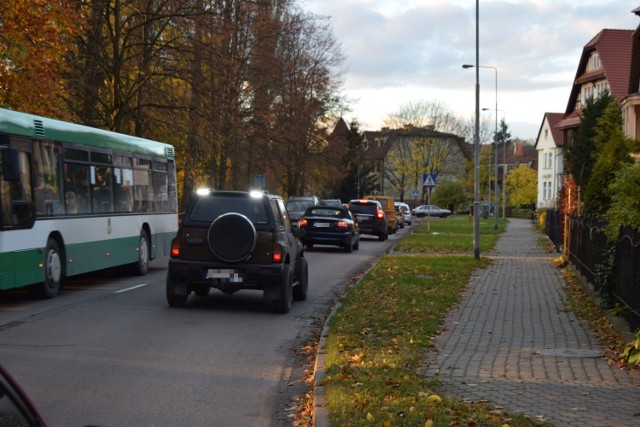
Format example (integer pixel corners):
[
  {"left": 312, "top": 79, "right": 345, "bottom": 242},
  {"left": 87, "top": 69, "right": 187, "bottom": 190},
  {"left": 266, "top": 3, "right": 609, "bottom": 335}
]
[
  {"left": 363, "top": 195, "right": 398, "bottom": 234},
  {"left": 348, "top": 199, "right": 380, "bottom": 212},
  {"left": 184, "top": 190, "right": 273, "bottom": 226}
]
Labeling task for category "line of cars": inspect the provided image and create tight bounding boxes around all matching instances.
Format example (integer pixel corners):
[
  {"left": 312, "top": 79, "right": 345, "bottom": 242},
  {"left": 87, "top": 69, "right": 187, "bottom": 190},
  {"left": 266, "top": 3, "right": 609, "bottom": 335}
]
[
  {"left": 293, "top": 196, "right": 414, "bottom": 247},
  {"left": 164, "top": 189, "right": 446, "bottom": 313}
]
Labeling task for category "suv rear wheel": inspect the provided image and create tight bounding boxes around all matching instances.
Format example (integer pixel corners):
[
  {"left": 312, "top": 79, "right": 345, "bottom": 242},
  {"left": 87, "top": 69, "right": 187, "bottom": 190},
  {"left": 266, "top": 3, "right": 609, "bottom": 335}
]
[
  {"left": 293, "top": 257, "right": 308, "bottom": 301},
  {"left": 273, "top": 265, "right": 293, "bottom": 313},
  {"left": 166, "top": 274, "right": 188, "bottom": 307}
]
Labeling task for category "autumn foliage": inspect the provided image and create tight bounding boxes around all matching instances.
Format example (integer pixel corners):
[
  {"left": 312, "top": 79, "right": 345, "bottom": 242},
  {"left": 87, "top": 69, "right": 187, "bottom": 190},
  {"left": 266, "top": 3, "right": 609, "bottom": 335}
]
[
  {"left": 0, "top": 0, "right": 81, "bottom": 119},
  {"left": 0, "top": 0, "right": 347, "bottom": 204}
]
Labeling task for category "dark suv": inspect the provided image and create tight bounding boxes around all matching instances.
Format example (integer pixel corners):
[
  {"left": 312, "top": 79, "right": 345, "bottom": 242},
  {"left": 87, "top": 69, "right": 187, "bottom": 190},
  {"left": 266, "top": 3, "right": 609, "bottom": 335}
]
[
  {"left": 347, "top": 199, "right": 388, "bottom": 241},
  {"left": 166, "top": 190, "right": 308, "bottom": 313}
]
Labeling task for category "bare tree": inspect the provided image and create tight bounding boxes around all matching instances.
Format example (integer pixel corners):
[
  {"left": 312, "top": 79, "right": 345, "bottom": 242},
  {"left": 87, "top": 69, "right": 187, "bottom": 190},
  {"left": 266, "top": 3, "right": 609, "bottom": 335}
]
[
  {"left": 265, "top": 10, "right": 345, "bottom": 196},
  {"left": 383, "top": 100, "right": 465, "bottom": 135}
]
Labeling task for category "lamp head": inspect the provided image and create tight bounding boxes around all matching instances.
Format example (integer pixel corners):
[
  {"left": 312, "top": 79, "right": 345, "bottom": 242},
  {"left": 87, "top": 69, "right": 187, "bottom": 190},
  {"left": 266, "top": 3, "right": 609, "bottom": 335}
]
[{"left": 462, "top": 64, "right": 474, "bottom": 69}]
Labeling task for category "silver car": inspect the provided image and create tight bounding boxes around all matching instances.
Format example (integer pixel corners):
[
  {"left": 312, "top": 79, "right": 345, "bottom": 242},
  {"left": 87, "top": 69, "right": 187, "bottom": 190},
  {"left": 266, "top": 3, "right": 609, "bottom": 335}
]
[
  {"left": 395, "top": 202, "right": 412, "bottom": 225},
  {"left": 413, "top": 204, "right": 451, "bottom": 218}
]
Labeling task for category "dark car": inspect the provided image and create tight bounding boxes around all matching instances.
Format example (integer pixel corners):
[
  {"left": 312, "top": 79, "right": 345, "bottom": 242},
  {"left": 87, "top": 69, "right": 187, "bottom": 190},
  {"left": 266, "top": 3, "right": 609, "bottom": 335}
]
[
  {"left": 319, "top": 199, "right": 342, "bottom": 207},
  {"left": 166, "top": 190, "right": 308, "bottom": 313},
  {"left": 285, "top": 196, "right": 319, "bottom": 228},
  {"left": 298, "top": 205, "right": 360, "bottom": 252},
  {"left": 0, "top": 363, "right": 47, "bottom": 426},
  {"left": 347, "top": 199, "right": 388, "bottom": 241}
]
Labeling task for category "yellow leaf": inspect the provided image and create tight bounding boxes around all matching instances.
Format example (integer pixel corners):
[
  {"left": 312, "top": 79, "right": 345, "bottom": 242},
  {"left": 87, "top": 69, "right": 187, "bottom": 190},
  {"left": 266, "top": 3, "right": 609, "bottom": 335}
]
[
  {"left": 367, "top": 412, "right": 375, "bottom": 422},
  {"left": 426, "top": 394, "right": 442, "bottom": 403},
  {"left": 425, "top": 420, "right": 434, "bottom": 427}
]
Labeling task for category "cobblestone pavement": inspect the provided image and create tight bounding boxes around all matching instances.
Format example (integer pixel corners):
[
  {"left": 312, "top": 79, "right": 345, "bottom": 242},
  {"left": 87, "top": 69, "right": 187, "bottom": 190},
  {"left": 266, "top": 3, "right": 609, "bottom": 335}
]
[{"left": 424, "top": 218, "right": 640, "bottom": 427}]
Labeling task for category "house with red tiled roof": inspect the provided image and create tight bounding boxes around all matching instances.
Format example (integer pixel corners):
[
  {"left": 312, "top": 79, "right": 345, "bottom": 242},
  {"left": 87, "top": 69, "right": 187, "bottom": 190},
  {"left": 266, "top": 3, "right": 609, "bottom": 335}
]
[
  {"left": 556, "top": 29, "right": 633, "bottom": 144},
  {"left": 535, "top": 113, "right": 565, "bottom": 208},
  {"left": 621, "top": 7, "right": 640, "bottom": 142}
]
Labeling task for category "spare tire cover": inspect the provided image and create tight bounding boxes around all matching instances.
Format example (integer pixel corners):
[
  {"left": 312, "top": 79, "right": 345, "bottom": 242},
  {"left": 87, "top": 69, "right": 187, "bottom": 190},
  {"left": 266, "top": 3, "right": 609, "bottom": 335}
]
[{"left": 208, "top": 213, "right": 257, "bottom": 262}]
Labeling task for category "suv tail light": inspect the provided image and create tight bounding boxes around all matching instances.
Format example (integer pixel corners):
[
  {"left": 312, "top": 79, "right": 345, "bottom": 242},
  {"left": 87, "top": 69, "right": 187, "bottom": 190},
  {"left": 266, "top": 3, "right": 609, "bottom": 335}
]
[
  {"left": 298, "top": 219, "right": 308, "bottom": 228},
  {"left": 376, "top": 207, "right": 385, "bottom": 219},
  {"left": 272, "top": 242, "right": 283, "bottom": 263},
  {"left": 170, "top": 236, "right": 181, "bottom": 258}
]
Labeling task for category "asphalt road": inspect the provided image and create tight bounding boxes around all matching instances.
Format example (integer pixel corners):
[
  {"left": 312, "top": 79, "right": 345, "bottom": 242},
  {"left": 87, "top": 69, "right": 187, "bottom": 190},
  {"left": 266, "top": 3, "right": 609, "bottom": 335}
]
[{"left": 0, "top": 226, "right": 411, "bottom": 427}]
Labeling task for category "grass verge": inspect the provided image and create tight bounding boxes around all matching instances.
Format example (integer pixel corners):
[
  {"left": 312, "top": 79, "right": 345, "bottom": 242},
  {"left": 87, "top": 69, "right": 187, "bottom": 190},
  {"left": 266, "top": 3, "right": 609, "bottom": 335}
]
[{"left": 320, "top": 216, "right": 538, "bottom": 426}]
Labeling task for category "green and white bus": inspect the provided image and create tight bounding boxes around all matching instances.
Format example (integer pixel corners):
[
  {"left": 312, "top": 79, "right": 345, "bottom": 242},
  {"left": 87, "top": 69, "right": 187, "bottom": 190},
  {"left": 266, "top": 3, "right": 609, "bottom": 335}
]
[{"left": 0, "top": 108, "right": 178, "bottom": 298}]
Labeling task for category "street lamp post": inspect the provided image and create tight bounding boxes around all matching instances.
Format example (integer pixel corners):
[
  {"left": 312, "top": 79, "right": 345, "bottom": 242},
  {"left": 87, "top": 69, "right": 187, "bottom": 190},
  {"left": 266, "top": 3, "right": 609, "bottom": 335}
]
[
  {"left": 466, "top": 64, "right": 498, "bottom": 230},
  {"left": 484, "top": 109, "right": 507, "bottom": 222},
  {"left": 461, "top": 0, "right": 480, "bottom": 259}
]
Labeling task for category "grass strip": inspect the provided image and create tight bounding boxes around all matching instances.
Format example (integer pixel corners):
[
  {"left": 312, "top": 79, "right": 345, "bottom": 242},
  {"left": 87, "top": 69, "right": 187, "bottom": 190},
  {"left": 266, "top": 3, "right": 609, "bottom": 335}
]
[{"left": 321, "top": 216, "right": 537, "bottom": 426}]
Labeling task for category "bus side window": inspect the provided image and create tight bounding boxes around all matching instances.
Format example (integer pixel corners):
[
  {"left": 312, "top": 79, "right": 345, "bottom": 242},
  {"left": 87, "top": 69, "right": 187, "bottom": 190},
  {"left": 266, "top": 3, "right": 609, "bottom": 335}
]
[
  {"left": 133, "top": 168, "right": 150, "bottom": 212},
  {"left": 114, "top": 168, "right": 133, "bottom": 213},
  {"left": 63, "top": 163, "right": 89, "bottom": 214},
  {"left": 1, "top": 151, "right": 35, "bottom": 228},
  {"left": 33, "top": 141, "right": 62, "bottom": 217},
  {"left": 91, "top": 166, "right": 113, "bottom": 213}
]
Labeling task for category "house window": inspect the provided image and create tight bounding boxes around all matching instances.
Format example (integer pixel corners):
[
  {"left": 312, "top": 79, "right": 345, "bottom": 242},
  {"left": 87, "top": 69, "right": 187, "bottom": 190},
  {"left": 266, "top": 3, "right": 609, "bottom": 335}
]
[
  {"left": 590, "top": 53, "right": 601, "bottom": 70},
  {"left": 583, "top": 85, "right": 594, "bottom": 101},
  {"left": 596, "top": 81, "right": 609, "bottom": 97},
  {"left": 543, "top": 181, "right": 552, "bottom": 200},
  {"left": 543, "top": 152, "right": 552, "bottom": 169}
]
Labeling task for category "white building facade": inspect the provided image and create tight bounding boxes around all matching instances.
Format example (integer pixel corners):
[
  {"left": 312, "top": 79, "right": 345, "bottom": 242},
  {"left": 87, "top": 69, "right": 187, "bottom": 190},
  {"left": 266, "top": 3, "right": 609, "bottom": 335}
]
[{"left": 535, "top": 113, "right": 564, "bottom": 209}]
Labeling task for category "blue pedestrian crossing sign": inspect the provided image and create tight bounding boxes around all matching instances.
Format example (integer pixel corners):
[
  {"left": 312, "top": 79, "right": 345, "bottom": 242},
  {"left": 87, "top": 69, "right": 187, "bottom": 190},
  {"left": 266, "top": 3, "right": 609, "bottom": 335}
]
[{"left": 422, "top": 173, "right": 437, "bottom": 188}]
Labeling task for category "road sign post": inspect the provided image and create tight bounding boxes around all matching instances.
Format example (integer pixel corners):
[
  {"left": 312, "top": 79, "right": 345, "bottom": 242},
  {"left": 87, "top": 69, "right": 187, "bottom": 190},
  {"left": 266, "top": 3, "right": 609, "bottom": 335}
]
[{"left": 422, "top": 174, "right": 437, "bottom": 232}]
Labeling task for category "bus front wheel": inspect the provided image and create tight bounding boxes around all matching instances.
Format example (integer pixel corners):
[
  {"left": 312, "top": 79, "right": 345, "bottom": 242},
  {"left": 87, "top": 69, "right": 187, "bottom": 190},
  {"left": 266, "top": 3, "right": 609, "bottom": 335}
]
[
  {"left": 131, "top": 230, "right": 150, "bottom": 276},
  {"left": 36, "top": 239, "right": 64, "bottom": 299}
]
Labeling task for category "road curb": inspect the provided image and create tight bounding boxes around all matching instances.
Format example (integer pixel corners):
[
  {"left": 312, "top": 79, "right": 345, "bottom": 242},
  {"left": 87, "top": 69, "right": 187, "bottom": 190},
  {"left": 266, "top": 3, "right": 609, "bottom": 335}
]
[{"left": 311, "top": 299, "right": 338, "bottom": 427}]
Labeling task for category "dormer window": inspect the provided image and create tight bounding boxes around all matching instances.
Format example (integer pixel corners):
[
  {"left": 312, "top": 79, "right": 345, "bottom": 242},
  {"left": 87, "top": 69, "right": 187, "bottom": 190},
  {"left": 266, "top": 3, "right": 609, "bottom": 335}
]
[{"left": 589, "top": 53, "right": 601, "bottom": 71}]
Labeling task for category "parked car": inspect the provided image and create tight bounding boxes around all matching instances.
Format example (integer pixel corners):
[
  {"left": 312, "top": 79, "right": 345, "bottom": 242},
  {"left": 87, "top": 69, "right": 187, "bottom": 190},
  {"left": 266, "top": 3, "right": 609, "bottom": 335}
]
[
  {"left": 395, "top": 202, "right": 412, "bottom": 226},
  {"left": 166, "top": 190, "right": 308, "bottom": 313},
  {"left": 319, "top": 198, "right": 342, "bottom": 207},
  {"left": 285, "top": 195, "right": 320, "bottom": 228},
  {"left": 0, "top": 362, "right": 48, "bottom": 426},
  {"left": 347, "top": 199, "right": 388, "bottom": 241},
  {"left": 363, "top": 195, "right": 398, "bottom": 234},
  {"left": 297, "top": 205, "right": 359, "bottom": 252},
  {"left": 394, "top": 203, "right": 405, "bottom": 228},
  {"left": 413, "top": 204, "right": 452, "bottom": 218}
]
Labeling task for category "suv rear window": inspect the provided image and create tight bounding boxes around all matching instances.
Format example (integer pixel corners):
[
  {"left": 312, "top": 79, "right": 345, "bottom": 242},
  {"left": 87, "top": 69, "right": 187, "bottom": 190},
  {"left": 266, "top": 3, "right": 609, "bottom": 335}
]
[
  {"left": 306, "top": 207, "right": 344, "bottom": 217},
  {"left": 188, "top": 195, "right": 268, "bottom": 224},
  {"left": 286, "top": 200, "right": 315, "bottom": 211},
  {"left": 348, "top": 203, "right": 376, "bottom": 215}
]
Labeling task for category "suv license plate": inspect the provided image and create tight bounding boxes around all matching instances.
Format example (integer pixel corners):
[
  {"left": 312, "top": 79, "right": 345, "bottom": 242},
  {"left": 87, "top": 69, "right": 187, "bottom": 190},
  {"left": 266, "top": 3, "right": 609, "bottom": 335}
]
[
  {"left": 356, "top": 215, "right": 366, "bottom": 222},
  {"left": 207, "top": 269, "right": 243, "bottom": 283}
]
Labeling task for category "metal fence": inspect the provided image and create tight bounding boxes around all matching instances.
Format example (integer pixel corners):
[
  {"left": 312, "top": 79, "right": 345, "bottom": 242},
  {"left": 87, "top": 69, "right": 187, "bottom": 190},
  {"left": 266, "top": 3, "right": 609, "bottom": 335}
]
[
  {"left": 614, "top": 226, "right": 640, "bottom": 330},
  {"left": 544, "top": 211, "right": 640, "bottom": 330},
  {"left": 544, "top": 209, "right": 563, "bottom": 252}
]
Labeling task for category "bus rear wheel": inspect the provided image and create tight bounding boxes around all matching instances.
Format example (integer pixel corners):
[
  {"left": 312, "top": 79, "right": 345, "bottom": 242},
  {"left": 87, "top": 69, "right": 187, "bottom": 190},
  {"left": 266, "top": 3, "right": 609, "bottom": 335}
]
[
  {"left": 35, "top": 239, "right": 64, "bottom": 299},
  {"left": 131, "top": 230, "right": 150, "bottom": 276}
]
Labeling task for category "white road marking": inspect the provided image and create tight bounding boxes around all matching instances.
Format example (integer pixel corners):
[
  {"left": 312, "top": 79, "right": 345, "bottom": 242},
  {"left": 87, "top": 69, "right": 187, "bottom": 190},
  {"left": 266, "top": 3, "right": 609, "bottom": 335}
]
[{"left": 114, "top": 283, "right": 148, "bottom": 294}]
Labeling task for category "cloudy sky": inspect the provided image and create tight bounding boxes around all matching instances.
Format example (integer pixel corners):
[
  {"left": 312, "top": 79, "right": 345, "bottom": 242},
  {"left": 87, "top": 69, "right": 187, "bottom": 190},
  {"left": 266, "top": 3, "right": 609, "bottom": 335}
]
[{"left": 302, "top": 0, "right": 639, "bottom": 140}]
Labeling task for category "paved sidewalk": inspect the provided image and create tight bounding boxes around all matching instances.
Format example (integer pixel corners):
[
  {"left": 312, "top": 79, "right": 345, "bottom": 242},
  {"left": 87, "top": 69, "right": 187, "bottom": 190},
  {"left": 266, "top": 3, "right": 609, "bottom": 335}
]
[{"left": 424, "top": 218, "right": 640, "bottom": 426}]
